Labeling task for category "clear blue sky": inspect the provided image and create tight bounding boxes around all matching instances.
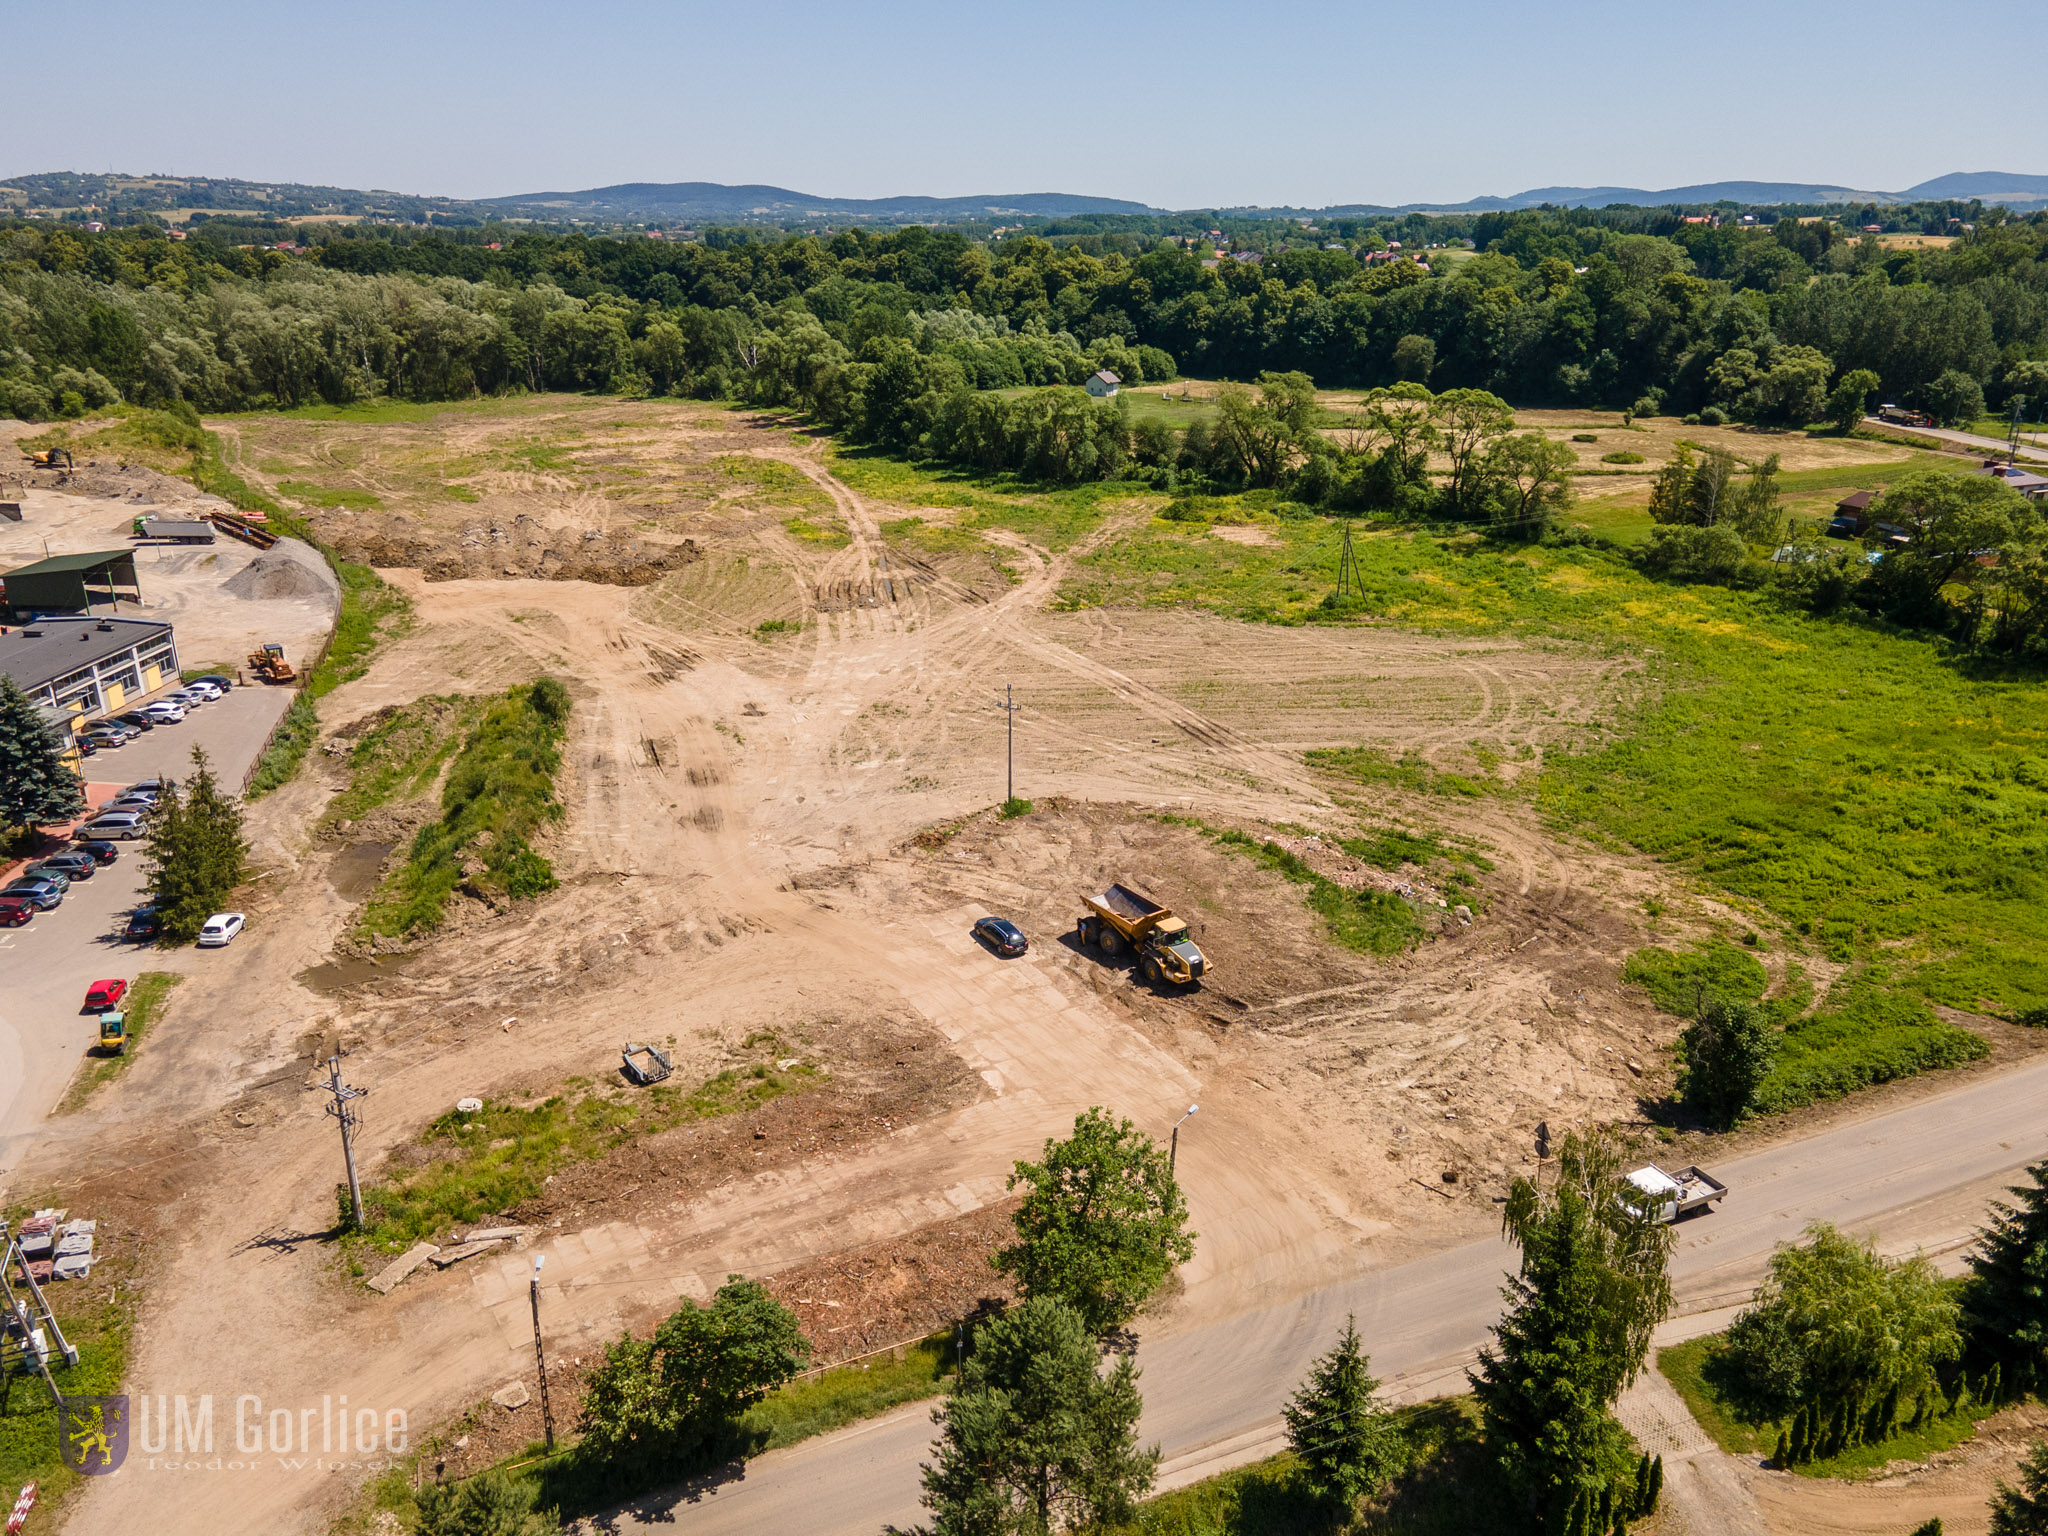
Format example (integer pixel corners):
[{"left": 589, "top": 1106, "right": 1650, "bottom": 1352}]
[{"left": 12, "top": 0, "right": 2037, "bottom": 206}]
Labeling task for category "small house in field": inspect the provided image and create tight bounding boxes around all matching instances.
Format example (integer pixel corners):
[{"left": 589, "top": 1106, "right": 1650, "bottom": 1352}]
[
  {"left": 1829, "top": 490, "right": 1876, "bottom": 537},
  {"left": 1085, "top": 370, "right": 1121, "bottom": 399},
  {"left": 1978, "top": 462, "right": 2048, "bottom": 501}
]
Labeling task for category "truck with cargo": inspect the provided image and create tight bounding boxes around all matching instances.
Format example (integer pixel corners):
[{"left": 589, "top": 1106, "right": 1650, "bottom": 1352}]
[
  {"left": 1624, "top": 1163, "right": 1727, "bottom": 1223},
  {"left": 1077, "top": 883, "right": 1209, "bottom": 987}
]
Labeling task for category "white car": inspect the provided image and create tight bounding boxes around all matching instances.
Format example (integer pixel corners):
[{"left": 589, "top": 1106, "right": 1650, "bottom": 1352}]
[
  {"left": 140, "top": 702, "right": 185, "bottom": 723},
  {"left": 196, "top": 912, "right": 246, "bottom": 947},
  {"left": 182, "top": 680, "right": 225, "bottom": 700}
]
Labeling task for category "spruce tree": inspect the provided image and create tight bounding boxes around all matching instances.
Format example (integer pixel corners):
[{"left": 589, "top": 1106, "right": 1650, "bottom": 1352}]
[
  {"left": 1646, "top": 1455, "right": 1663, "bottom": 1513},
  {"left": 1632, "top": 1452, "right": 1651, "bottom": 1513},
  {"left": 144, "top": 748, "right": 249, "bottom": 942},
  {"left": 1282, "top": 1314, "right": 1403, "bottom": 1508},
  {"left": 1775, "top": 1428, "right": 1790, "bottom": 1467},
  {"left": 0, "top": 673, "right": 86, "bottom": 831},
  {"left": 1990, "top": 1441, "right": 2048, "bottom": 1536}
]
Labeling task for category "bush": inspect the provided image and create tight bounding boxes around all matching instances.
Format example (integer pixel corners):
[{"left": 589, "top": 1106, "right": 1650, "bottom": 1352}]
[
  {"left": 1698, "top": 405, "right": 1729, "bottom": 426},
  {"left": 1679, "top": 998, "right": 1780, "bottom": 1128},
  {"left": 1572, "top": 432, "right": 1598, "bottom": 443},
  {"left": 1639, "top": 523, "right": 1752, "bottom": 585},
  {"left": 1601, "top": 450, "right": 1646, "bottom": 464},
  {"left": 1631, "top": 395, "right": 1663, "bottom": 419}
]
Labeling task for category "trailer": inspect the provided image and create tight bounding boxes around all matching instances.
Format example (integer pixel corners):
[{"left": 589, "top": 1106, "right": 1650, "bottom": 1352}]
[{"left": 1624, "top": 1163, "right": 1727, "bottom": 1223}]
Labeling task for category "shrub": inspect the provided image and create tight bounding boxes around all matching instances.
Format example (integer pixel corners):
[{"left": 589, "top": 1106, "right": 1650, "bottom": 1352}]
[
  {"left": 1679, "top": 998, "right": 1780, "bottom": 1128},
  {"left": 1699, "top": 405, "right": 1729, "bottom": 426},
  {"left": 1601, "top": 450, "right": 1646, "bottom": 464},
  {"left": 1639, "top": 523, "right": 1752, "bottom": 584},
  {"left": 1572, "top": 432, "right": 1599, "bottom": 443}
]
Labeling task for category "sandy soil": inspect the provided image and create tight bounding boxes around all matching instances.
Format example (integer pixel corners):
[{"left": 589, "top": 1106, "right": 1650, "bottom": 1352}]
[{"left": 0, "top": 400, "right": 1897, "bottom": 1533}]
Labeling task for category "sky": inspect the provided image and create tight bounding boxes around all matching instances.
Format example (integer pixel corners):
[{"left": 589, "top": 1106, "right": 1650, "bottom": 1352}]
[{"left": 9, "top": 0, "right": 2038, "bottom": 207}]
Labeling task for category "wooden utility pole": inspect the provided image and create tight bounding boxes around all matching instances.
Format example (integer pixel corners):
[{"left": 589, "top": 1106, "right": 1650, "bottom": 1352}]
[
  {"left": 323, "top": 1051, "right": 367, "bottom": 1230},
  {"left": 996, "top": 685, "right": 1020, "bottom": 804},
  {"left": 1336, "top": 523, "right": 1367, "bottom": 604}
]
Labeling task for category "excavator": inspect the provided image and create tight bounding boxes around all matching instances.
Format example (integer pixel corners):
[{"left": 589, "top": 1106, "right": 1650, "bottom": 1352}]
[
  {"left": 21, "top": 447, "right": 73, "bottom": 470},
  {"left": 245, "top": 643, "right": 297, "bottom": 684}
]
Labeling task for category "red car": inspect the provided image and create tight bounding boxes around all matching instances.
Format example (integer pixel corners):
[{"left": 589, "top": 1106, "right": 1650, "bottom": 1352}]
[
  {"left": 83, "top": 979, "right": 129, "bottom": 1012},
  {"left": 0, "top": 897, "right": 32, "bottom": 927}
]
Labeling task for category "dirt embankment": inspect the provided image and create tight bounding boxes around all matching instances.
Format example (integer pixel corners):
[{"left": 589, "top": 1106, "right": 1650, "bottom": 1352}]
[{"left": 312, "top": 508, "right": 698, "bottom": 584}]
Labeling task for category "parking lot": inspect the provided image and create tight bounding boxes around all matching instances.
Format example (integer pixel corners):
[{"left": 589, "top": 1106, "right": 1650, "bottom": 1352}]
[{"left": 0, "top": 680, "right": 295, "bottom": 1176}]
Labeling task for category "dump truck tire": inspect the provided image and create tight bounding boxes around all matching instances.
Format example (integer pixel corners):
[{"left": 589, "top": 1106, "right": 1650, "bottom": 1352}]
[
  {"left": 1100, "top": 930, "right": 1122, "bottom": 957},
  {"left": 1142, "top": 956, "right": 1162, "bottom": 984}
]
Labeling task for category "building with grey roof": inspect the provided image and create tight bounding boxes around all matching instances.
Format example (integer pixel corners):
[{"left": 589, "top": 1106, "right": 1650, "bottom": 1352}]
[{"left": 0, "top": 615, "right": 178, "bottom": 718}]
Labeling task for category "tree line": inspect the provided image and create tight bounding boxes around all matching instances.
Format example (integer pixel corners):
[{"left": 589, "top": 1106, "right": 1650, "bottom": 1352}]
[{"left": 4, "top": 207, "right": 2045, "bottom": 427}]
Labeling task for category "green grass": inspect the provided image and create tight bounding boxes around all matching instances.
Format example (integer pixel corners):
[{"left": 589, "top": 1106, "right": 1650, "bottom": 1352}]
[
  {"left": 0, "top": 1235, "right": 132, "bottom": 1528},
  {"left": 362, "top": 680, "right": 568, "bottom": 937},
  {"left": 755, "top": 618, "right": 803, "bottom": 640},
  {"left": 1199, "top": 822, "right": 1426, "bottom": 957},
  {"left": 1116, "top": 388, "right": 1221, "bottom": 430},
  {"left": 1658, "top": 1336, "right": 2001, "bottom": 1478},
  {"left": 711, "top": 454, "right": 832, "bottom": 509},
  {"left": 277, "top": 478, "right": 384, "bottom": 510},
  {"left": 1309, "top": 745, "right": 1502, "bottom": 800},
  {"left": 829, "top": 446, "right": 1145, "bottom": 553},
  {"left": 324, "top": 695, "right": 488, "bottom": 823},
  {"left": 55, "top": 972, "right": 179, "bottom": 1113},
  {"left": 741, "top": 1336, "right": 954, "bottom": 1450},
  {"left": 882, "top": 513, "right": 991, "bottom": 556},
  {"left": 1622, "top": 938, "right": 1769, "bottom": 1014},
  {"left": 783, "top": 515, "right": 851, "bottom": 547},
  {"left": 999, "top": 796, "right": 1035, "bottom": 819},
  {"left": 354, "top": 1047, "right": 817, "bottom": 1252}
]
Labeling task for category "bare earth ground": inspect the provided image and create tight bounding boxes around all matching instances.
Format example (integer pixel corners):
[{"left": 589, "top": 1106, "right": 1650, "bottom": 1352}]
[{"left": 0, "top": 399, "right": 1985, "bottom": 1534}]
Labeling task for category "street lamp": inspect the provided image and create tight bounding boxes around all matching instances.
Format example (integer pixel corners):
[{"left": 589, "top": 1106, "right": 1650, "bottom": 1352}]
[{"left": 1170, "top": 1104, "right": 1198, "bottom": 1174}]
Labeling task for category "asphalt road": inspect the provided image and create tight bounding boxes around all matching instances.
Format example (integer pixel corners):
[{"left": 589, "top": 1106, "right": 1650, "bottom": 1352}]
[
  {"left": 1862, "top": 416, "right": 2048, "bottom": 464},
  {"left": 619, "top": 1052, "right": 2048, "bottom": 1535},
  {"left": 0, "top": 682, "right": 290, "bottom": 1179}
]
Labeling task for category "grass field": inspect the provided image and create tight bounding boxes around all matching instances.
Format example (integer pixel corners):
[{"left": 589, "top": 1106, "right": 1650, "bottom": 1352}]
[{"left": 56, "top": 972, "right": 180, "bottom": 1113}]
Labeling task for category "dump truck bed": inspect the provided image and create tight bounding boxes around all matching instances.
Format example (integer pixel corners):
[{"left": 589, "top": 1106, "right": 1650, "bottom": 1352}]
[{"left": 1088, "top": 883, "right": 1166, "bottom": 923}]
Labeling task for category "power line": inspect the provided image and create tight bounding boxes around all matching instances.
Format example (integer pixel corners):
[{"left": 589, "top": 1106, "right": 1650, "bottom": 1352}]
[{"left": 321, "top": 1049, "right": 368, "bottom": 1230}]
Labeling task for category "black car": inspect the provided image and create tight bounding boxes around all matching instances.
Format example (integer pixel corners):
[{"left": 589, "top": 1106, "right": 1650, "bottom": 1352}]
[
  {"left": 75, "top": 839, "right": 120, "bottom": 865},
  {"left": 972, "top": 915, "right": 1029, "bottom": 957},
  {"left": 196, "top": 674, "right": 234, "bottom": 691},
  {"left": 112, "top": 712, "right": 157, "bottom": 733},
  {"left": 2, "top": 879, "right": 65, "bottom": 911},
  {"left": 126, "top": 905, "right": 161, "bottom": 939},
  {"left": 27, "top": 853, "right": 95, "bottom": 881}
]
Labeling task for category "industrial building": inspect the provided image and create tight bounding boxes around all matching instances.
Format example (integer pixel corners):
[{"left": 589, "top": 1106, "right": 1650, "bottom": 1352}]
[
  {"left": 0, "top": 549, "right": 143, "bottom": 618},
  {"left": 0, "top": 615, "right": 179, "bottom": 718}
]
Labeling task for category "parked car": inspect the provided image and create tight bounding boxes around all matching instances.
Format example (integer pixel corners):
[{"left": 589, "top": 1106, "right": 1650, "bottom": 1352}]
[
  {"left": 82, "top": 720, "right": 139, "bottom": 742},
  {"left": 184, "top": 679, "right": 226, "bottom": 699},
  {"left": 14, "top": 866, "right": 69, "bottom": 891},
  {"left": 27, "top": 853, "right": 94, "bottom": 882},
  {"left": 972, "top": 915, "right": 1030, "bottom": 957},
  {"left": 83, "top": 979, "right": 129, "bottom": 1012},
  {"left": 127, "top": 777, "right": 177, "bottom": 794},
  {"left": 75, "top": 840, "right": 120, "bottom": 865},
  {"left": 73, "top": 737, "right": 99, "bottom": 758},
  {"left": 1, "top": 879, "right": 65, "bottom": 911},
  {"left": 196, "top": 675, "right": 234, "bottom": 692},
  {"left": 196, "top": 912, "right": 245, "bottom": 947},
  {"left": 105, "top": 797, "right": 159, "bottom": 818},
  {"left": 112, "top": 712, "right": 157, "bottom": 733},
  {"left": 78, "top": 731, "right": 129, "bottom": 751},
  {"left": 139, "top": 702, "right": 185, "bottom": 723},
  {"left": 0, "top": 897, "right": 34, "bottom": 927},
  {"left": 78, "top": 812, "right": 148, "bottom": 841},
  {"left": 126, "top": 905, "right": 160, "bottom": 939}
]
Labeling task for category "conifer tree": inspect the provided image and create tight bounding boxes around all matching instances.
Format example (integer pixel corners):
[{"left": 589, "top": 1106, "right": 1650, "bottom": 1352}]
[
  {"left": 143, "top": 748, "right": 249, "bottom": 941},
  {"left": 1282, "top": 1315, "right": 1403, "bottom": 1507},
  {"left": 1990, "top": 1442, "right": 2048, "bottom": 1536},
  {"left": 0, "top": 673, "right": 85, "bottom": 831}
]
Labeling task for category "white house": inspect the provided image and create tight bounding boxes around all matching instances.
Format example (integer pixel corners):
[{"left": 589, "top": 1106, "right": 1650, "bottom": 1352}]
[{"left": 1085, "top": 370, "right": 1121, "bottom": 398}]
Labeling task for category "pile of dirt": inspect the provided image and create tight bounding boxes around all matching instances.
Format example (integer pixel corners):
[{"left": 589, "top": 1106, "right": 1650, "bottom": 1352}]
[
  {"left": 222, "top": 552, "right": 329, "bottom": 599},
  {"left": 24, "top": 459, "right": 230, "bottom": 509},
  {"left": 312, "top": 508, "right": 698, "bottom": 585}
]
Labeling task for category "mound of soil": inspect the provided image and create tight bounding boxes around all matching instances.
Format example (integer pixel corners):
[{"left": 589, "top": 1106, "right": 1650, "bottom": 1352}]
[
  {"left": 25, "top": 459, "right": 230, "bottom": 509},
  {"left": 222, "top": 552, "right": 328, "bottom": 599},
  {"left": 313, "top": 508, "right": 697, "bottom": 585}
]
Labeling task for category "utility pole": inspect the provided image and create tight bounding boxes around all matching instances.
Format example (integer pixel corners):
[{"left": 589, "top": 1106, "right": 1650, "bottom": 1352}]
[
  {"left": 1336, "top": 522, "right": 1366, "bottom": 604},
  {"left": 322, "top": 1050, "right": 367, "bottom": 1231},
  {"left": 996, "top": 685, "right": 1020, "bottom": 805},
  {"left": 1169, "top": 1103, "right": 1199, "bottom": 1175},
  {"left": 530, "top": 1255, "right": 556, "bottom": 1451},
  {"left": 2009, "top": 397, "right": 2024, "bottom": 467}
]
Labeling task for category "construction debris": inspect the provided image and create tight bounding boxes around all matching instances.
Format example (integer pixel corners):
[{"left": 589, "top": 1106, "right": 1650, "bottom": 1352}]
[
  {"left": 491, "top": 1382, "right": 530, "bottom": 1411},
  {"left": 428, "top": 1238, "right": 504, "bottom": 1269},
  {"left": 367, "top": 1242, "right": 439, "bottom": 1295},
  {"left": 621, "top": 1041, "right": 673, "bottom": 1085}
]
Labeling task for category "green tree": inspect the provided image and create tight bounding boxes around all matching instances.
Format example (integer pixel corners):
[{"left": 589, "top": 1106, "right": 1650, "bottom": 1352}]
[
  {"left": 1752, "top": 345, "right": 1834, "bottom": 425},
  {"left": 1925, "top": 368, "right": 1987, "bottom": 428},
  {"left": 994, "top": 1107, "right": 1195, "bottom": 1337},
  {"left": 1283, "top": 1315, "right": 1403, "bottom": 1507},
  {"left": 1964, "top": 1162, "right": 2048, "bottom": 1392},
  {"left": 1991, "top": 1441, "right": 2048, "bottom": 1536},
  {"left": 1862, "top": 470, "right": 2034, "bottom": 626},
  {"left": 1483, "top": 432, "right": 1578, "bottom": 537},
  {"left": 1714, "top": 1222, "right": 1959, "bottom": 1425},
  {"left": 576, "top": 1276, "right": 810, "bottom": 1479},
  {"left": 414, "top": 1469, "right": 557, "bottom": 1536},
  {"left": 1469, "top": 1131, "right": 1674, "bottom": 1527},
  {"left": 1431, "top": 389, "right": 1516, "bottom": 516},
  {"left": 1391, "top": 334, "right": 1436, "bottom": 384},
  {"left": 0, "top": 673, "right": 86, "bottom": 832},
  {"left": 143, "top": 747, "right": 249, "bottom": 943},
  {"left": 1828, "top": 367, "right": 1882, "bottom": 433},
  {"left": 1646, "top": 445, "right": 1697, "bottom": 525},
  {"left": 905, "top": 1296, "right": 1156, "bottom": 1536},
  {"left": 1678, "top": 997, "right": 1780, "bottom": 1129}
]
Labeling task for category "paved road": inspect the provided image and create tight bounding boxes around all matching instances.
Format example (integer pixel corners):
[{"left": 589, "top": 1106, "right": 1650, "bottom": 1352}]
[
  {"left": 616, "top": 1054, "right": 2048, "bottom": 1535},
  {"left": 1863, "top": 416, "right": 2048, "bottom": 464},
  {"left": 0, "top": 683, "right": 290, "bottom": 1179}
]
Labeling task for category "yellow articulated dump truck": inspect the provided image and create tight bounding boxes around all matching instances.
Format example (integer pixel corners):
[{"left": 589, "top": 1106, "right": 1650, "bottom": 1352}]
[{"left": 1078, "top": 883, "right": 1209, "bottom": 987}]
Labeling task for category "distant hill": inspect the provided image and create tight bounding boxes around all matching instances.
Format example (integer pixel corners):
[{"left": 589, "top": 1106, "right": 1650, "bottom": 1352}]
[
  {"left": 478, "top": 181, "right": 1155, "bottom": 223},
  {"left": 4, "top": 169, "right": 2045, "bottom": 228}
]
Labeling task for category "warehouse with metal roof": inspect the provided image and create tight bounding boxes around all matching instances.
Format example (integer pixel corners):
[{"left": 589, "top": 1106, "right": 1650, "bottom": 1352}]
[{"left": 0, "top": 550, "right": 142, "bottom": 618}]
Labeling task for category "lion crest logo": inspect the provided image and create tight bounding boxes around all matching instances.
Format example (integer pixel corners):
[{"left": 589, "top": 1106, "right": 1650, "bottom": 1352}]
[{"left": 59, "top": 1395, "right": 128, "bottom": 1476}]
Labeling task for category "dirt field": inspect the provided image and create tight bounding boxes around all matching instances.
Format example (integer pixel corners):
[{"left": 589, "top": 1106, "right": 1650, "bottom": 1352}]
[{"left": 0, "top": 398, "right": 1879, "bottom": 1534}]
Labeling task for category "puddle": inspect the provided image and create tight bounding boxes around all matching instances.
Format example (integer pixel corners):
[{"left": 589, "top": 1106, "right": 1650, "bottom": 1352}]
[
  {"left": 327, "top": 842, "right": 394, "bottom": 900},
  {"left": 298, "top": 952, "right": 417, "bottom": 996}
]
